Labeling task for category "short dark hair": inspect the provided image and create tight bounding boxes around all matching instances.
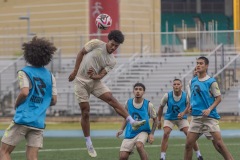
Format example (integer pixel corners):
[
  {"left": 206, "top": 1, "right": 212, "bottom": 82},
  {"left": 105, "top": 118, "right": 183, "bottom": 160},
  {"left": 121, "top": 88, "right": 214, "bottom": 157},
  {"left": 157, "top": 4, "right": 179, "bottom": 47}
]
[
  {"left": 22, "top": 36, "right": 57, "bottom": 67},
  {"left": 108, "top": 30, "right": 124, "bottom": 44},
  {"left": 173, "top": 78, "right": 182, "bottom": 83},
  {"left": 198, "top": 56, "right": 209, "bottom": 65},
  {"left": 133, "top": 83, "right": 145, "bottom": 91}
]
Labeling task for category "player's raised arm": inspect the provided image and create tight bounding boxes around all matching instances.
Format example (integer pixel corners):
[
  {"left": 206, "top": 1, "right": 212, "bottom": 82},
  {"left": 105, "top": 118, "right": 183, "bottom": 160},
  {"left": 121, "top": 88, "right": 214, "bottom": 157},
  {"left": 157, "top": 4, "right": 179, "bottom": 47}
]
[{"left": 68, "top": 48, "right": 87, "bottom": 82}]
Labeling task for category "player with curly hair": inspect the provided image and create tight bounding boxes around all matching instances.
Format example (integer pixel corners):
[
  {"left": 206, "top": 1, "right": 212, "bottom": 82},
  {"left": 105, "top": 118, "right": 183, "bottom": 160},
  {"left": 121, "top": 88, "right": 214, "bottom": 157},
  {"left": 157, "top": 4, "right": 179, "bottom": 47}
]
[{"left": 0, "top": 37, "right": 58, "bottom": 160}]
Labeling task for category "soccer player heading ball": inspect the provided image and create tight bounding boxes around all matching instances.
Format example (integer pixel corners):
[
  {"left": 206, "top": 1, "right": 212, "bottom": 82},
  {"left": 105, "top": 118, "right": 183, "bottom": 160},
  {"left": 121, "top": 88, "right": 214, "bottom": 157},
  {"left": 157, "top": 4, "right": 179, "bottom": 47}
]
[{"left": 68, "top": 30, "right": 146, "bottom": 157}]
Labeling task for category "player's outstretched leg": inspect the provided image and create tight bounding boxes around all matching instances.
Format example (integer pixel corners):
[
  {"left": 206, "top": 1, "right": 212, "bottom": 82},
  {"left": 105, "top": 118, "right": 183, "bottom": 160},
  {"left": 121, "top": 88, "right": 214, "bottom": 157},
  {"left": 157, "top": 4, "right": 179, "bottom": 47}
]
[{"left": 132, "top": 120, "right": 146, "bottom": 130}]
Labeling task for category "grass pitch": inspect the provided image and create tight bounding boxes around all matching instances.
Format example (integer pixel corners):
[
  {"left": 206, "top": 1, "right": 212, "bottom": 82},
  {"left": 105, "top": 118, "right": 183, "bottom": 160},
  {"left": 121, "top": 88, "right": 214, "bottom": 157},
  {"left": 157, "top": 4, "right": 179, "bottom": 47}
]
[
  {"left": 9, "top": 137, "right": 240, "bottom": 160},
  {"left": 1, "top": 120, "right": 240, "bottom": 159}
]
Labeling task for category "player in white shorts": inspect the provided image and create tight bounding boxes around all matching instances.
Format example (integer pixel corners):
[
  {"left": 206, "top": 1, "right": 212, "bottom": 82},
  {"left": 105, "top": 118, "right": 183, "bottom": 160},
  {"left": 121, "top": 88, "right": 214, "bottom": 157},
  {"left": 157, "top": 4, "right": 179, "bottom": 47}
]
[
  {"left": 0, "top": 37, "right": 57, "bottom": 160},
  {"left": 116, "top": 83, "right": 157, "bottom": 160},
  {"left": 68, "top": 30, "right": 145, "bottom": 158},
  {"left": 184, "top": 56, "right": 234, "bottom": 160},
  {"left": 158, "top": 79, "right": 203, "bottom": 160}
]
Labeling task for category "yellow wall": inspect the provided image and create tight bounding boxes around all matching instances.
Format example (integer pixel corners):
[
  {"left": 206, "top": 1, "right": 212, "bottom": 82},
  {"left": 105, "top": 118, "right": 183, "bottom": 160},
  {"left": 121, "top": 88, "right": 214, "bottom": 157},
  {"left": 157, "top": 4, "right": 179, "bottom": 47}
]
[
  {"left": 120, "top": 0, "right": 160, "bottom": 54},
  {"left": 0, "top": 0, "right": 160, "bottom": 56},
  {"left": 234, "top": 0, "right": 240, "bottom": 51}
]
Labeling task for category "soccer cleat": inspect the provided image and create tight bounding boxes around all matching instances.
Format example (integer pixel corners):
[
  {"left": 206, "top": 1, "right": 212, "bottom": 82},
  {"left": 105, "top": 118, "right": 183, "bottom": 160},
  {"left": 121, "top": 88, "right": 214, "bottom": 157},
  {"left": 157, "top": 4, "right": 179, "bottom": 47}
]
[
  {"left": 197, "top": 155, "right": 203, "bottom": 160},
  {"left": 132, "top": 120, "right": 146, "bottom": 130},
  {"left": 160, "top": 158, "right": 164, "bottom": 160},
  {"left": 86, "top": 144, "right": 97, "bottom": 157}
]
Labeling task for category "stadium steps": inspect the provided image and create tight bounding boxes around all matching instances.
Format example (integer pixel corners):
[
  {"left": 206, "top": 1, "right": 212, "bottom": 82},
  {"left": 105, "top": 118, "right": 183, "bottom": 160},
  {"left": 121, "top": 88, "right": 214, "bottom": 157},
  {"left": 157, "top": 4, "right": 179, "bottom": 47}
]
[
  {"left": 218, "top": 86, "right": 240, "bottom": 115},
  {"left": 1, "top": 50, "right": 239, "bottom": 116}
]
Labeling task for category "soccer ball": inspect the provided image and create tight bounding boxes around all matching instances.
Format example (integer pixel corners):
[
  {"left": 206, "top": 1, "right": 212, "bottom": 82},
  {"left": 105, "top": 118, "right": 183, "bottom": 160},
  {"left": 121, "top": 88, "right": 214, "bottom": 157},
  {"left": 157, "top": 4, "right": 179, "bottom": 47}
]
[{"left": 95, "top": 14, "right": 112, "bottom": 30}]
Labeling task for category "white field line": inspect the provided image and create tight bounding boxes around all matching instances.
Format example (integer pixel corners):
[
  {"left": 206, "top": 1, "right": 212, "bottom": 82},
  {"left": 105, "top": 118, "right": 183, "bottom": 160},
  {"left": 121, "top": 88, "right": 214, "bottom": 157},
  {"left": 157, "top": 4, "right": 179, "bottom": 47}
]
[{"left": 12, "top": 143, "right": 240, "bottom": 154}]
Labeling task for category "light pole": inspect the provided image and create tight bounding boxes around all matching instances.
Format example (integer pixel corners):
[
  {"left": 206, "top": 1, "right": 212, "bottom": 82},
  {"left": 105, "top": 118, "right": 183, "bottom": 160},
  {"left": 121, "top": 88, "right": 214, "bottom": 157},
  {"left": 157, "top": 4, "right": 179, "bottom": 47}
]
[{"left": 19, "top": 11, "right": 35, "bottom": 40}]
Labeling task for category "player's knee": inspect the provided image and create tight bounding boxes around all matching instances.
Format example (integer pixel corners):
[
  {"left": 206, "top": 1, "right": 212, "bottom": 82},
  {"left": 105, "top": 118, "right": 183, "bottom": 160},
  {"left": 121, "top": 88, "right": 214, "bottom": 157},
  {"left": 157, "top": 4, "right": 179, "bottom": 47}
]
[
  {"left": 0, "top": 145, "right": 13, "bottom": 155},
  {"left": 163, "top": 132, "right": 170, "bottom": 139},
  {"left": 104, "top": 94, "right": 117, "bottom": 105},
  {"left": 135, "top": 142, "right": 144, "bottom": 150},
  {"left": 119, "top": 152, "right": 129, "bottom": 160},
  {"left": 185, "top": 142, "right": 192, "bottom": 150},
  {"left": 214, "top": 140, "right": 224, "bottom": 150},
  {"left": 0, "top": 149, "right": 6, "bottom": 158},
  {"left": 81, "top": 111, "right": 90, "bottom": 118}
]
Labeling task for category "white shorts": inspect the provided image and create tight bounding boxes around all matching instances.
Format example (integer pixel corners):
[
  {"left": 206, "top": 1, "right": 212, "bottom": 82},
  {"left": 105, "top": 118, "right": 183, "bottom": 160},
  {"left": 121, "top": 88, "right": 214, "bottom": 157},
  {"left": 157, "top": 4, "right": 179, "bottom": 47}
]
[
  {"left": 163, "top": 119, "right": 189, "bottom": 130},
  {"left": 120, "top": 132, "right": 148, "bottom": 153},
  {"left": 1, "top": 122, "right": 43, "bottom": 148},
  {"left": 200, "top": 132, "right": 214, "bottom": 140},
  {"left": 74, "top": 76, "right": 110, "bottom": 103},
  {"left": 188, "top": 116, "right": 220, "bottom": 134}
]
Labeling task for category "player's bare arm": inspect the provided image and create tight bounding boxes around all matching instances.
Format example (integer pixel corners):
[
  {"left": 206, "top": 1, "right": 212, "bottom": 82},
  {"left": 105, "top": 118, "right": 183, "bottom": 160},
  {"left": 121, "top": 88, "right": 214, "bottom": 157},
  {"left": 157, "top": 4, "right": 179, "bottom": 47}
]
[
  {"left": 14, "top": 87, "right": 29, "bottom": 109},
  {"left": 88, "top": 68, "right": 107, "bottom": 80},
  {"left": 68, "top": 48, "right": 87, "bottom": 82},
  {"left": 148, "top": 117, "right": 157, "bottom": 144},
  {"left": 178, "top": 103, "right": 189, "bottom": 119},
  {"left": 50, "top": 95, "right": 57, "bottom": 106},
  {"left": 202, "top": 95, "right": 221, "bottom": 116},
  {"left": 157, "top": 105, "right": 164, "bottom": 129},
  {"left": 116, "top": 120, "right": 127, "bottom": 138}
]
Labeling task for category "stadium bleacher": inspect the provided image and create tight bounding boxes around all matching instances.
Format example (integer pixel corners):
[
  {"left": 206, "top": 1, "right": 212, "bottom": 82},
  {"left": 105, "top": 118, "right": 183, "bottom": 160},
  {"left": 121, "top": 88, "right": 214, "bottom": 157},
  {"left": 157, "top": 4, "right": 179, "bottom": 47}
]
[{"left": 0, "top": 0, "right": 239, "bottom": 117}]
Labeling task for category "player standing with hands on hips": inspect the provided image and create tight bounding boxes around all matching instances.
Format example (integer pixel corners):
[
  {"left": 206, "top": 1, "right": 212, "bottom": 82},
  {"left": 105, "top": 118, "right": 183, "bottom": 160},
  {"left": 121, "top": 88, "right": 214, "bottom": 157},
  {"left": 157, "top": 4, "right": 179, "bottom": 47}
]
[
  {"left": 116, "top": 83, "right": 157, "bottom": 160},
  {"left": 68, "top": 30, "right": 146, "bottom": 158},
  {"left": 0, "top": 37, "right": 57, "bottom": 160},
  {"left": 184, "top": 56, "right": 234, "bottom": 160}
]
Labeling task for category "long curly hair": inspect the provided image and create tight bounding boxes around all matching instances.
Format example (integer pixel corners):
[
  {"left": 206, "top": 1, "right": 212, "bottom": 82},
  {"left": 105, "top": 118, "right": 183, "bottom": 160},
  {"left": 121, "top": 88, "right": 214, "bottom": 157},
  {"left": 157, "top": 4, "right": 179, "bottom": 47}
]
[{"left": 22, "top": 36, "right": 57, "bottom": 67}]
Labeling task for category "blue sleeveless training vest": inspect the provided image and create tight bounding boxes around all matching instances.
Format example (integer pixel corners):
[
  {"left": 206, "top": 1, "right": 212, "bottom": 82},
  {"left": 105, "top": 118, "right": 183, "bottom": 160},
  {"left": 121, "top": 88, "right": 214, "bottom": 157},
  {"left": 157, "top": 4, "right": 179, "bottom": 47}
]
[
  {"left": 125, "top": 98, "right": 151, "bottom": 139},
  {"left": 13, "top": 66, "right": 52, "bottom": 129},
  {"left": 190, "top": 76, "right": 220, "bottom": 119},
  {"left": 164, "top": 91, "right": 187, "bottom": 120}
]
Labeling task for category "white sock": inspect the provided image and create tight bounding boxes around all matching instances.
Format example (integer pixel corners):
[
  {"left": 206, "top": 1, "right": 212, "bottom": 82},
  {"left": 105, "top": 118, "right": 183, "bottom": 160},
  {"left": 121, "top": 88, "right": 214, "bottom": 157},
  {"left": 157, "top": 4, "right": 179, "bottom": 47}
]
[
  {"left": 196, "top": 150, "right": 201, "bottom": 157},
  {"left": 126, "top": 116, "right": 135, "bottom": 124},
  {"left": 161, "top": 152, "right": 166, "bottom": 159},
  {"left": 85, "top": 136, "right": 92, "bottom": 146}
]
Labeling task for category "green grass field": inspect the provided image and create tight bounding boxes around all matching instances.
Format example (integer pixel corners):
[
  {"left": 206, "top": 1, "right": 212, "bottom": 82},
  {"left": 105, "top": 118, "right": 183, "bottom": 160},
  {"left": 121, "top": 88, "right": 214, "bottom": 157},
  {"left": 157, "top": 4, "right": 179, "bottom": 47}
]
[
  {"left": 10, "top": 137, "right": 240, "bottom": 160},
  {"left": 1, "top": 121, "right": 240, "bottom": 159}
]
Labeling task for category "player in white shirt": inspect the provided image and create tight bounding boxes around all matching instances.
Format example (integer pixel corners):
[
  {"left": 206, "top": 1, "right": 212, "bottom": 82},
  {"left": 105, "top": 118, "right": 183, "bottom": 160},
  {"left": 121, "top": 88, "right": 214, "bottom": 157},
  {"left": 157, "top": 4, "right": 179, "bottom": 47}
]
[{"left": 68, "top": 30, "right": 145, "bottom": 158}]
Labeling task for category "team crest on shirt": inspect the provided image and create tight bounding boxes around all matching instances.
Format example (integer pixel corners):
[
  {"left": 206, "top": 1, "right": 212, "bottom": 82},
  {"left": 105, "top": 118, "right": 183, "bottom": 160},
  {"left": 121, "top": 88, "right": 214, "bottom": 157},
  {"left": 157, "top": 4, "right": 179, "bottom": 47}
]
[
  {"left": 132, "top": 112, "right": 142, "bottom": 121},
  {"left": 192, "top": 85, "right": 201, "bottom": 96}
]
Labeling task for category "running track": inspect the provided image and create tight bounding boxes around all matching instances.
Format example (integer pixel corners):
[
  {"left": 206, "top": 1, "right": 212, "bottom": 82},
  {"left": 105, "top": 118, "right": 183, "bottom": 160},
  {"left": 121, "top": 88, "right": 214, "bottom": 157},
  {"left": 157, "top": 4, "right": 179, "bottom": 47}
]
[{"left": 0, "top": 130, "right": 239, "bottom": 138}]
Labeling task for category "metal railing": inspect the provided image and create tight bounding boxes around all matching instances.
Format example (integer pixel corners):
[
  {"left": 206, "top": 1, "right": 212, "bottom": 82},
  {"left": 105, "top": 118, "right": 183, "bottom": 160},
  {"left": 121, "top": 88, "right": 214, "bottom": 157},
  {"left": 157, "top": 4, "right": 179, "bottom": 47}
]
[
  {"left": 181, "top": 43, "right": 225, "bottom": 90},
  {"left": 0, "top": 30, "right": 239, "bottom": 56},
  {"left": 0, "top": 30, "right": 240, "bottom": 116},
  {"left": 213, "top": 54, "right": 240, "bottom": 94}
]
